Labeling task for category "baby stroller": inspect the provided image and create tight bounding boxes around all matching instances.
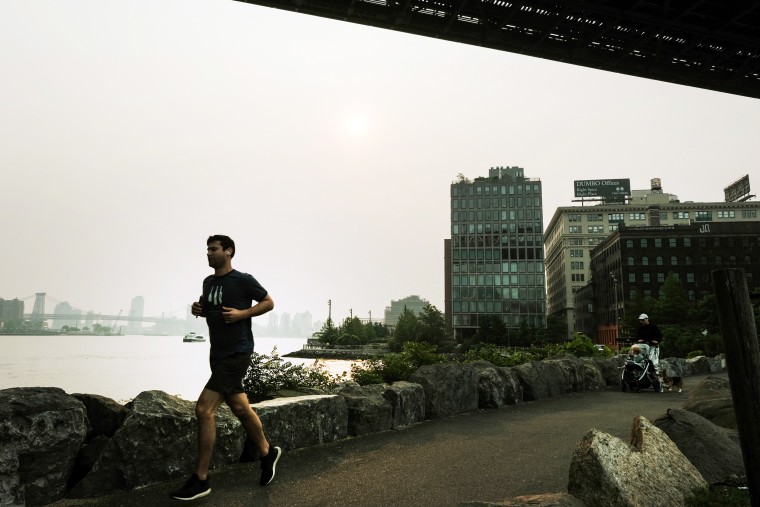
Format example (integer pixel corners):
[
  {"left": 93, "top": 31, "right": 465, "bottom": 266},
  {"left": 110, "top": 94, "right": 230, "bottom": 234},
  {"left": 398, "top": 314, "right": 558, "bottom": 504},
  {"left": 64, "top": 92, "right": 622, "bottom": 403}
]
[{"left": 621, "top": 358, "right": 662, "bottom": 393}]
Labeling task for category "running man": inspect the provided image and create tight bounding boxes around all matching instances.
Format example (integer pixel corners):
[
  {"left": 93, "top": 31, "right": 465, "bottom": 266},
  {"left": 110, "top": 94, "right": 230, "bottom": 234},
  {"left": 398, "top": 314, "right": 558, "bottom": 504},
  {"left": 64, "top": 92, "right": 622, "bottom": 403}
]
[{"left": 170, "top": 235, "right": 281, "bottom": 501}]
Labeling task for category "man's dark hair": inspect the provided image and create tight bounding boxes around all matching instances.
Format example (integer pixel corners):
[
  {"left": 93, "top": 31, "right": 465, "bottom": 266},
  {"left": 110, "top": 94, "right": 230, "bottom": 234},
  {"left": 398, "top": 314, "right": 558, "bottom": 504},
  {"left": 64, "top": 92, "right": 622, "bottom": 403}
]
[{"left": 207, "top": 235, "right": 235, "bottom": 258}]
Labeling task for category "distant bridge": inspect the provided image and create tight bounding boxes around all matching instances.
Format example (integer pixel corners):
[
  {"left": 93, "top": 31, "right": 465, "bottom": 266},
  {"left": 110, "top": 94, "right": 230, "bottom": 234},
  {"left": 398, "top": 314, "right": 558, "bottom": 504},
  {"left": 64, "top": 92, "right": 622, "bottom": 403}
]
[{"left": 22, "top": 314, "right": 186, "bottom": 324}]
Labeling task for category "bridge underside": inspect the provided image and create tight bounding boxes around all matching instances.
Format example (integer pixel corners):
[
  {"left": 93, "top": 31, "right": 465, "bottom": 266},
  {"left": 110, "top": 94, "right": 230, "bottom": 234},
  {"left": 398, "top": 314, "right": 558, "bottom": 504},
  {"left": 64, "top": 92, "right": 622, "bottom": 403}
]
[{"left": 234, "top": 0, "right": 760, "bottom": 99}]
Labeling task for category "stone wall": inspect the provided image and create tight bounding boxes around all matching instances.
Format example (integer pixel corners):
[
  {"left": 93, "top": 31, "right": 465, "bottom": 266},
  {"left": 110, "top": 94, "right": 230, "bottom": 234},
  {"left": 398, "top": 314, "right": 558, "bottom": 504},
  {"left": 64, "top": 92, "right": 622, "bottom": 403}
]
[{"left": 0, "top": 354, "right": 720, "bottom": 506}]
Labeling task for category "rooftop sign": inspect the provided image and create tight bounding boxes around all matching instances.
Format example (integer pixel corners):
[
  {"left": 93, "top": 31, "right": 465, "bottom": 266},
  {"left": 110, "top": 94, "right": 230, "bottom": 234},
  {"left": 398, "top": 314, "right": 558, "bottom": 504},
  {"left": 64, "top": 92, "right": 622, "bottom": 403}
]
[
  {"left": 724, "top": 174, "right": 751, "bottom": 202},
  {"left": 574, "top": 179, "right": 631, "bottom": 199}
]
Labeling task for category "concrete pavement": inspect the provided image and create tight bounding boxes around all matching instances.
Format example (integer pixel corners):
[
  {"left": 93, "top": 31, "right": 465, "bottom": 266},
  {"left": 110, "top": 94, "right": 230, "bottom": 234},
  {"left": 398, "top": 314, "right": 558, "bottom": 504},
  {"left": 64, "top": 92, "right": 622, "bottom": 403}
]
[{"left": 50, "top": 373, "right": 723, "bottom": 507}]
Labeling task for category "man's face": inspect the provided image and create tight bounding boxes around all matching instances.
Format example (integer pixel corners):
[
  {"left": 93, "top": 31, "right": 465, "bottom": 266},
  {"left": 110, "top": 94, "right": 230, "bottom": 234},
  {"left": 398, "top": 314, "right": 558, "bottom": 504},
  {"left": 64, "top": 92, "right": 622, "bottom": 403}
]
[
  {"left": 639, "top": 318, "right": 648, "bottom": 325},
  {"left": 206, "top": 241, "right": 227, "bottom": 268}
]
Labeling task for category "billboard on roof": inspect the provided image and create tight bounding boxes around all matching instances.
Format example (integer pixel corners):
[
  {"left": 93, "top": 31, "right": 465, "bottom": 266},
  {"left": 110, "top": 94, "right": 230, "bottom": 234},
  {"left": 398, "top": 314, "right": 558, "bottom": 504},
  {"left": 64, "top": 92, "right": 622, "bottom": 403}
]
[
  {"left": 574, "top": 179, "right": 631, "bottom": 199},
  {"left": 724, "top": 174, "right": 750, "bottom": 202}
]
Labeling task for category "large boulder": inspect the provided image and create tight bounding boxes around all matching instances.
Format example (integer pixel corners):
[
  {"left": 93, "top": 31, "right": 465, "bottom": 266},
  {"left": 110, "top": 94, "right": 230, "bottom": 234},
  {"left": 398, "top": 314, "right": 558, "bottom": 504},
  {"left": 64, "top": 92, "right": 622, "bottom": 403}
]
[
  {"left": 592, "top": 355, "right": 628, "bottom": 386},
  {"left": 71, "top": 393, "right": 125, "bottom": 438},
  {"left": 382, "top": 381, "right": 426, "bottom": 428},
  {"left": 0, "top": 387, "right": 88, "bottom": 507},
  {"left": 253, "top": 394, "right": 348, "bottom": 450},
  {"left": 568, "top": 416, "right": 707, "bottom": 507},
  {"left": 331, "top": 383, "right": 392, "bottom": 436},
  {"left": 682, "top": 376, "right": 736, "bottom": 429},
  {"left": 68, "top": 390, "right": 244, "bottom": 498},
  {"left": 512, "top": 356, "right": 601, "bottom": 401},
  {"left": 469, "top": 361, "right": 522, "bottom": 409},
  {"left": 686, "top": 356, "right": 713, "bottom": 375},
  {"left": 653, "top": 408, "right": 744, "bottom": 484},
  {"left": 658, "top": 357, "right": 691, "bottom": 378},
  {"left": 410, "top": 363, "right": 479, "bottom": 419}
]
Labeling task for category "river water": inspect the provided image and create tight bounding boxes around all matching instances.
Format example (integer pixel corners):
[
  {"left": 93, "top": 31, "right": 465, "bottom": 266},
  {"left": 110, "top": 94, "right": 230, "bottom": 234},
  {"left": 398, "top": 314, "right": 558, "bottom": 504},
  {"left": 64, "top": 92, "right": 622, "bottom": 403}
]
[{"left": 0, "top": 335, "right": 355, "bottom": 403}]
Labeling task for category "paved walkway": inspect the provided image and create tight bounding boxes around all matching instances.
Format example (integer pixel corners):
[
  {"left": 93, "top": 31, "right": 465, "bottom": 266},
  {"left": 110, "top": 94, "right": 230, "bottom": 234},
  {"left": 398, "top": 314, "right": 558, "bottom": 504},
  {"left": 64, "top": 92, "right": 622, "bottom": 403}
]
[{"left": 51, "top": 373, "right": 723, "bottom": 507}]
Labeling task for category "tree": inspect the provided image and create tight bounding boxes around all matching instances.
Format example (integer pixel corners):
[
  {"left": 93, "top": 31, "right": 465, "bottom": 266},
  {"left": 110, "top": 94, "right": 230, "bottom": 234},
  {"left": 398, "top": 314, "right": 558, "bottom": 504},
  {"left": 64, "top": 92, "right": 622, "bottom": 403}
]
[
  {"left": 316, "top": 317, "right": 339, "bottom": 346},
  {"left": 390, "top": 307, "right": 418, "bottom": 351},
  {"left": 473, "top": 315, "right": 508, "bottom": 345},
  {"left": 416, "top": 304, "right": 447, "bottom": 347},
  {"left": 339, "top": 316, "right": 366, "bottom": 343}
]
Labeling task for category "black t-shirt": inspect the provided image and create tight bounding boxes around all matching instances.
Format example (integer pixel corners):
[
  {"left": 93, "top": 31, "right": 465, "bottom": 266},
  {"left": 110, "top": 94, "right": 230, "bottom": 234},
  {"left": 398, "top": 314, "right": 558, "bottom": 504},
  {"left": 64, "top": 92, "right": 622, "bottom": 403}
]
[
  {"left": 637, "top": 323, "right": 662, "bottom": 346},
  {"left": 201, "top": 269, "right": 268, "bottom": 358}
]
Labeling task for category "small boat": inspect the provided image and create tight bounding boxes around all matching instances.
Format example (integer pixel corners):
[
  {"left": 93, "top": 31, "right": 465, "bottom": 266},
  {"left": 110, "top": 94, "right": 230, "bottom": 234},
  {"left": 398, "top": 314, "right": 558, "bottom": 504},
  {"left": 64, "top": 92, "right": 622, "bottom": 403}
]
[{"left": 183, "top": 332, "right": 206, "bottom": 343}]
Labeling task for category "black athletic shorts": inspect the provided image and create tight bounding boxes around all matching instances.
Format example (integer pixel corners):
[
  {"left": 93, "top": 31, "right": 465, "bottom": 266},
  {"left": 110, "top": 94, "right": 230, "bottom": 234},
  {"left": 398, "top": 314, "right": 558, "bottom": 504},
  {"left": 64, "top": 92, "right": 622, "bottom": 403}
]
[{"left": 205, "top": 353, "right": 251, "bottom": 396}]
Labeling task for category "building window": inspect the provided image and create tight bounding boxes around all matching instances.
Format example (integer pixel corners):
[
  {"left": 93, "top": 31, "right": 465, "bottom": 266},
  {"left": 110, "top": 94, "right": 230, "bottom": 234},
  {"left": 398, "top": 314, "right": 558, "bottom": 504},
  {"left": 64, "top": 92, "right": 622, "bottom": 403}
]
[
  {"left": 729, "top": 255, "right": 737, "bottom": 265},
  {"left": 608, "top": 213, "right": 624, "bottom": 223},
  {"left": 654, "top": 238, "right": 662, "bottom": 248},
  {"left": 626, "top": 240, "right": 634, "bottom": 248},
  {"left": 609, "top": 224, "right": 619, "bottom": 232},
  {"left": 642, "top": 256, "right": 649, "bottom": 266},
  {"left": 569, "top": 238, "right": 584, "bottom": 245},
  {"left": 571, "top": 274, "right": 585, "bottom": 282},
  {"left": 629, "top": 273, "right": 636, "bottom": 283},
  {"left": 717, "top": 210, "right": 735, "bottom": 219},
  {"left": 629, "top": 212, "right": 646, "bottom": 220},
  {"left": 570, "top": 261, "right": 584, "bottom": 269},
  {"left": 588, "top": 238, "right": 602, "bottom": 246},
  {"left": 743, "top": 210, "right": 757, "bottom": 218},
  {"left": 628, "top": 256, "right": 635, "bottom": 266},
  {"left": 657, "top": 273, "right": 665, "bottom": 283},
  {"left": 643, "top": 273, "right": 651, "bottom": 283},
  {"left": 656, "top": 256, "right": 663, "bottom": 266},
  {"left": 687, "top": 273, "right": 695, "bottom": 283},
  {"left": 671, "top": 256, "right": 678, "bottom": 265},
  {"left": 673, "top": 211, "right": 689, "bottom": 219},
  {"left": 588, "top": 226, "right": 604, "bottom": 234},
  {"left": 569, "top": 226, "right": 582, "bottom": 233},
  {"left": 684, "top": 238, "right": 691, "bottom": 247},
  {"left": 688, "top": 290, "right": 696, "bottom": 301},
  {"left": 588, "top": 213, "right": 603, "bottom": 221},
  {"left": 715, "top": 256, "right": 722, "bottom": 265},
  {"left": 568, "top": 214, "right": 581, "bottom": 222},
  {"left": 641, "top": 239, "right": 648, "bottom": 248},
  {"left": 660, "top": 212, "right": 668, "bottom": 220},
  {"left": 746, "top": 255, "right": 752, "bottom": 265},
  {"left": 685, "top": 256, "right": 692, "bottom": 265},
  {"left": 695, "top": 211, "right": 712, "bottom": 221},
  {"left": 570, "top": 249, "right": 583, "bottom": 257},
  {"left": 701, "top": 256, "right": 708, "bottom": 265},
  {"left": 669, "top": 238, "right": 677, "bottom": 247}
]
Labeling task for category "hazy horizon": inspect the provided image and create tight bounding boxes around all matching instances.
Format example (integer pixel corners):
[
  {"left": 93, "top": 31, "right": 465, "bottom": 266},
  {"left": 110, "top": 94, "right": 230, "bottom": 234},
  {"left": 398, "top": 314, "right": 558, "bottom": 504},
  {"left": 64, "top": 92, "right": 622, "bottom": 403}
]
[{"left": 2, "top": 1, "right": 759, "bottom": 324}]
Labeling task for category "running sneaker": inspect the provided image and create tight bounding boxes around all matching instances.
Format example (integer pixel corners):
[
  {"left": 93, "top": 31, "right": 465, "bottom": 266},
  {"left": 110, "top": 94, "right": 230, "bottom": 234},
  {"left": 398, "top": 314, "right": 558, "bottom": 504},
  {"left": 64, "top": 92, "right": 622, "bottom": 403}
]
[
  {"left": 169, "top": 473, "right": 210, "bottom": 501},
  {"left": 259, "top": 446, "right": 282, "bottom": 486}
]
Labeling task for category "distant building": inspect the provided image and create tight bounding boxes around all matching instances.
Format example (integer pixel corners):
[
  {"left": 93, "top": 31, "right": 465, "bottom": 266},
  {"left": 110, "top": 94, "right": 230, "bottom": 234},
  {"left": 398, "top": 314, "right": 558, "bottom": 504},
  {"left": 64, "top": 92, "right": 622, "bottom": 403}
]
[
  {"left": 53, "top": 302, "right": 82, "bottom": 329},
  {"left": 127, "top": 296, "right": 144, "bottom": 334},
  {"left": 544, "top": 178, "right": 760, "bottom": 339},
  {"left": 584, "top": 221, "right": 760, "bottom": 347},
  {"left": 384, "top": 295, "right": 430, "bottom": 326},
  {"left": 446, "top": 166, "right": 546, "bottom": 339},
  {"left": 0, "top": 298, "right": 24, "bottom": 327}
]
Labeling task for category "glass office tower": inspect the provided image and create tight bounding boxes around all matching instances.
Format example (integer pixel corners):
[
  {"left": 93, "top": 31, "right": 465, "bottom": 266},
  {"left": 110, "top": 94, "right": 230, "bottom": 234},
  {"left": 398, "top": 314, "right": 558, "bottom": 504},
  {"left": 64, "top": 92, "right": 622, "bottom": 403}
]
[{"left": 447, "top": 166, "right": 545, "bottom": 339}]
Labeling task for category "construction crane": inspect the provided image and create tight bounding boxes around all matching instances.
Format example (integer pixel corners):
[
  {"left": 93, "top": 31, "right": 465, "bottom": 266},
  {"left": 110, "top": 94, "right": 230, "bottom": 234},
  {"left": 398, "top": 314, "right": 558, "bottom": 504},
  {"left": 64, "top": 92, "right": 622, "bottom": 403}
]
[{"left": 111, "top": 309, "right": 123, "bottom": 335}]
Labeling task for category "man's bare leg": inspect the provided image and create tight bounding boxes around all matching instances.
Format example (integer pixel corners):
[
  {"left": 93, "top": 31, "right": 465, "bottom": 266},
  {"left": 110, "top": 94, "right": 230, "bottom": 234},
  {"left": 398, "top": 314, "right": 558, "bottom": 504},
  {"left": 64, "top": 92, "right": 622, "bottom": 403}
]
[
  {"left": 226, "top": 392, "right": 270, "bottom": 457},
  {"left": 195, "top": 388, "right": 225, "bottom": 479}
]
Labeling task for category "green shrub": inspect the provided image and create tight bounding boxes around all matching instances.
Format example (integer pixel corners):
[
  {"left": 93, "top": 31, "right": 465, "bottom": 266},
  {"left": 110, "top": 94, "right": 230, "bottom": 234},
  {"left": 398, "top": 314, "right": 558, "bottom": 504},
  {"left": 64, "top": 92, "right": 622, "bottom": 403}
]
[
  {"left": 687, "top": 350, "right": 705, "bottom": 359},
  {"left": 242, "top": 348, "right": 345, "bottom": 402},
  {"left": 350, "top": 341, "right": 446, "bottom": 386},
  {"left": 564, "top": 333, "right": 597, "bottom": 357}
]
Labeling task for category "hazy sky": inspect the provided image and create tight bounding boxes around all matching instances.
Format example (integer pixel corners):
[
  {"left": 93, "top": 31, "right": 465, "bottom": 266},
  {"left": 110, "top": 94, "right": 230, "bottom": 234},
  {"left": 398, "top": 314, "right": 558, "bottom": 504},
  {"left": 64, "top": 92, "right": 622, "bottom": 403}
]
[{"left": 2, "top": 1, "right": 759, "bottom": 324}]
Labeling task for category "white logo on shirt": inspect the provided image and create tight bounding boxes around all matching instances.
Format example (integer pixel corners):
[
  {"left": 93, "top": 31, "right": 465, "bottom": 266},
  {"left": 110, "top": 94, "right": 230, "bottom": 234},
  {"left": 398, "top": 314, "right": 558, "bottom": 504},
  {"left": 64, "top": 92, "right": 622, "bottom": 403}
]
[{"left": 208, "top": 286, "right": 223, "bottom": 306}]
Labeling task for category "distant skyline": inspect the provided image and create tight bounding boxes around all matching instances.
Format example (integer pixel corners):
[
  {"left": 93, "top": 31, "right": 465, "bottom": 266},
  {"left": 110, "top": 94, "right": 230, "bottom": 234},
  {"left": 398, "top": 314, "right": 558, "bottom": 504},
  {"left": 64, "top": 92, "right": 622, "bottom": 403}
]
[{"left": 2, "top": 1, "right": 758, "bottom": 324}]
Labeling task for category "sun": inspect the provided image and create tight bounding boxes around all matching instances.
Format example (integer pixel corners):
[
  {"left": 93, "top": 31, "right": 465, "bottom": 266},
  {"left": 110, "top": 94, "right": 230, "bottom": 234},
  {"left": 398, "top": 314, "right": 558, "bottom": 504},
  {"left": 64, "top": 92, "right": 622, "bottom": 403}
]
[{"left": 343, "top": 115, "right": 368, "bottom": 138}]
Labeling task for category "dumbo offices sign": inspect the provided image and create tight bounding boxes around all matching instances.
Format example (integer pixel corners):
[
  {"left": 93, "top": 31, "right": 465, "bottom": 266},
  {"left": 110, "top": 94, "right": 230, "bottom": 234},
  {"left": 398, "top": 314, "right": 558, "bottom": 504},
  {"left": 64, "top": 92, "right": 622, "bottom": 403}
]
[{"left": 574, "top": 179, "right": 631, "bottom": 198}]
